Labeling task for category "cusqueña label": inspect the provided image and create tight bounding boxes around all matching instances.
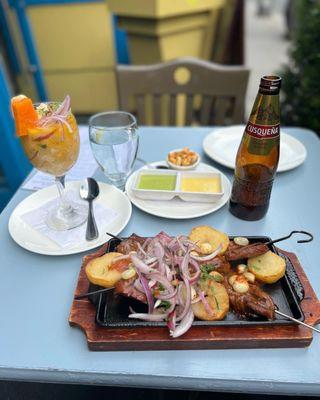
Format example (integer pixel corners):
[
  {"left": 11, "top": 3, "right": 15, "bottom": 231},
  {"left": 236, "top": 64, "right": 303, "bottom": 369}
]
[{"left": 246, "top": 122, "right": 280, "bottom": 139}]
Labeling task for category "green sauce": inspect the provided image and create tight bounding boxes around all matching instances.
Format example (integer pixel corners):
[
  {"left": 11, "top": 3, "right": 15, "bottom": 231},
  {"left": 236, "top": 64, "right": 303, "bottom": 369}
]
[{"left": 138, "top": 174, "right": 176, "bottom": 191}]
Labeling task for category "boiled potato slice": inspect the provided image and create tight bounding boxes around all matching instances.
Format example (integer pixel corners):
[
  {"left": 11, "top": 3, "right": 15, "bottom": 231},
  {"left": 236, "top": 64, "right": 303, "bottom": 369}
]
[
  {"left": 85, "top": 252, "right": 123, "bottom": 287},
  {"left": 192, "top": 279, "right": 229, "bottom": 321},
  {"left": 247, "top": 251, "right": 286, "bottom": 284},
  {"left": 189, "top": 226, "right": 229, "bottom": 255}
]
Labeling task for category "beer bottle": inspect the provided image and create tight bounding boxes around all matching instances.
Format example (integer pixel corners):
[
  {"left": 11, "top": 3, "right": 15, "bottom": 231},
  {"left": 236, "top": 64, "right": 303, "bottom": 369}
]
[{"left": 229, "top": 75, "right": 281, "bottom": 220}]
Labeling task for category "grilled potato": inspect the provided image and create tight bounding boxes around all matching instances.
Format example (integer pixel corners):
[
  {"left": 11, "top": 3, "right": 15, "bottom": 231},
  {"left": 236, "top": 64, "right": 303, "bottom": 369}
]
[
  {"left": 85, "top": 252, "right": 124, "bottom": 287},
  {"left": 189, "top": 226, "right": 229, "bottom": 255},
  {"left": 192, "top": 278, "right": 229, "bottom": 321},
  {"left": 247, "top": 251, "right": 286, "bottom": 284}
]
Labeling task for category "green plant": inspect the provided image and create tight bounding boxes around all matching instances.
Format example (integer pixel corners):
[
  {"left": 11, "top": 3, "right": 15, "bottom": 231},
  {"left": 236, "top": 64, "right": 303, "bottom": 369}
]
[{"left": 280, "top": 0, "right": 320, "bottom": 135}]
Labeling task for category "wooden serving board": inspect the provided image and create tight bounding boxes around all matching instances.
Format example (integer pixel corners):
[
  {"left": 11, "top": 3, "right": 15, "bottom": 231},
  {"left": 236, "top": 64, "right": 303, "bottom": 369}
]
[{"left": 69, "top": 247, "right": 320, "bottom": 351}]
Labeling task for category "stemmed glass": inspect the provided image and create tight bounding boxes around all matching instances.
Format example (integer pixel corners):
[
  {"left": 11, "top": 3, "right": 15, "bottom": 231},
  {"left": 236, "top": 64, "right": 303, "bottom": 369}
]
[
  {"left": 89, "top": 111, "right": 139, "bottom": 190},
  {"left": 19, "top": 97, "right": 87, "bottom": 230}
]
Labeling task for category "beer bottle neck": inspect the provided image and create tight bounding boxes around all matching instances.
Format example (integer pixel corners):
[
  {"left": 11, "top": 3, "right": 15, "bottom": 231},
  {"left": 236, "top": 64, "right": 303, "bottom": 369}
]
[{"left": 249, "top": 92, "right": 280, "bottom": 126}]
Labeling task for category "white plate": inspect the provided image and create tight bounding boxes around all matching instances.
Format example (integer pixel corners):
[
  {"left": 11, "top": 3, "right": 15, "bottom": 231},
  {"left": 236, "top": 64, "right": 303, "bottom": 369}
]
[
  {"left": 8, "top": 181, "right": 132, "bottom": 256},
  {"left": 203, "top": 125, "right": 307, "bottom": 172},
  {"left": 125, "top": 162, "right": 231, "bottom": 219}
]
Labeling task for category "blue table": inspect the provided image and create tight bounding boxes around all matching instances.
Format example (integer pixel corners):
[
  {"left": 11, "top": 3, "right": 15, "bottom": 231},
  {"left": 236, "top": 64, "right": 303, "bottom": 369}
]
[{"left": 0, "top": 127, "right": 319, "bottom": 396}]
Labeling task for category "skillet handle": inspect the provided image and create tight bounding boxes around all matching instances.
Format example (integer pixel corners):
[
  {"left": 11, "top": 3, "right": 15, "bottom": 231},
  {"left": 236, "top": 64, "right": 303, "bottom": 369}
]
[{"left": 276, "top": 247, "right": 320, "bottom": 328}]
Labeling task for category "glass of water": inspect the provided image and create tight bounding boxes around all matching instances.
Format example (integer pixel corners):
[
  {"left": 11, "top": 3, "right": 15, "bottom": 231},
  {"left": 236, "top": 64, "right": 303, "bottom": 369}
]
[{"left": 89, "top": 111, "right": 139, "bottom": 190}]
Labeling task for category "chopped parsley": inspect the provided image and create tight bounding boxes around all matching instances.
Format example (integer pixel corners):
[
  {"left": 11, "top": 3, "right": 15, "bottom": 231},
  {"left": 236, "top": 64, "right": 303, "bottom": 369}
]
[
  {"left": 160, "top": 300, "right": 171, "bottom": 310},
  {"left": 213, "top": 295, "right": 220, "bottom": 310},
  {"left": 200, "top": 264, "right": 216, "bottom": 274},
  {"left": 158, "top": 283, "right": 165, "bottom": 291},
  {"left": 39, "top": 144, "right": 47, "bottom": 149}
]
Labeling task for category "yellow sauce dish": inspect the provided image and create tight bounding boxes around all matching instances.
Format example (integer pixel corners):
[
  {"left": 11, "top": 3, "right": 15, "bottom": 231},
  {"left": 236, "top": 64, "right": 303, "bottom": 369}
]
[
  {"left": 181, "top": 176, "right": 221, "bottom": 193},
  {"left": 133, "top": 170, "right": 224, "bottom": 203}
]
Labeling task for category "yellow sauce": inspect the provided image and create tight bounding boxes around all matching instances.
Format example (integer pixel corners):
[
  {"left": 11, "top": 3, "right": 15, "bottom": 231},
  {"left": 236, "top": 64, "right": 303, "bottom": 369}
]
[{"left": 181, "top": 177, "right": 221, "bottom": 193}]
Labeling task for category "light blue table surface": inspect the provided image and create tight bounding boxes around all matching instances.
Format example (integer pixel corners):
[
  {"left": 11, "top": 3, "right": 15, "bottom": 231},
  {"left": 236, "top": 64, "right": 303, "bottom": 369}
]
[{"left": 0, "top": 127, "right": 319, "bottom": 396}]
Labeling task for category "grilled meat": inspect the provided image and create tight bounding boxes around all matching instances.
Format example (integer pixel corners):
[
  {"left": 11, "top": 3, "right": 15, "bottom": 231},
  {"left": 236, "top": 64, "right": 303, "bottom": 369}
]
[
  {"left": 225, "top": 242, "right": 269, "bottom": 261},
  {"left": 114, "top": 277, "right": 147, "bottom": 304},
  {"left": 225, "top": 277, "right": 275, "bottom": 320},
  {"left": 115, "top": 234, "right": 146, "bottom": 254},
  {"left": 208, "top": 256, "right": 231, "bottom": 275}
]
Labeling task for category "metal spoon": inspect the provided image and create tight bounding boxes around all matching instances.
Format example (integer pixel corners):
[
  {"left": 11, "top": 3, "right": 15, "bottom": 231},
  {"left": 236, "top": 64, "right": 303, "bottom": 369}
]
[{"left": 80, "top": 178, "right": 99, "bottom": 241}]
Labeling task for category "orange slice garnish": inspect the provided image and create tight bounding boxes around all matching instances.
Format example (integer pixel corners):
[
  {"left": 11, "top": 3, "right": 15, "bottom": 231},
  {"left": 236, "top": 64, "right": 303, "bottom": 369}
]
[{"left": 11, "top": 95, "right": 38, "bottom": 137}]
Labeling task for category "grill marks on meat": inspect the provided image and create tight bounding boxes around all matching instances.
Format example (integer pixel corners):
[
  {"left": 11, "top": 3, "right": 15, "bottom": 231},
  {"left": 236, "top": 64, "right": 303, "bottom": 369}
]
[
  {"left": 115, "top": 234, "right": 145, "bottom": 254},
  {"left": 225, "top": 242, "right": 269, "bottom": 261},
  {"left": 114, "top": 278, "right": 147, "bottom": 304},
  {"left": 224, "top": 278, "right": 275, "bottom": 320}
]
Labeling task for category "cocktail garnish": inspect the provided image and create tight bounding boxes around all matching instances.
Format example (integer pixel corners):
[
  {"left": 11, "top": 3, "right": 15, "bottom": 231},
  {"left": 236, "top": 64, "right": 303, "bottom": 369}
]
[
  {"left": 11, "top": 95, "right": 38, "bottom": 136},
  {"left": 38, "top": 95, "right": 72, "bottom": 133}
]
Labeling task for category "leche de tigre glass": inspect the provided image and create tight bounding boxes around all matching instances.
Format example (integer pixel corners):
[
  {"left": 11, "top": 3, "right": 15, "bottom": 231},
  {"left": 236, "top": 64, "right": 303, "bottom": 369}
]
[
  {"left": 89, "top": 111, "right": 139, "bottom": 190},
  {"left": 20, "top": 102, "right": 87, "bottom": 231}
]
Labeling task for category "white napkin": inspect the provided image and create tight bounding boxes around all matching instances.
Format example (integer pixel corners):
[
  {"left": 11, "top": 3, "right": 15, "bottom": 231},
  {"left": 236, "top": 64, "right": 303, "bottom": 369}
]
[{"left": 21, "top": 190, "right": 118, "bottom": 248}]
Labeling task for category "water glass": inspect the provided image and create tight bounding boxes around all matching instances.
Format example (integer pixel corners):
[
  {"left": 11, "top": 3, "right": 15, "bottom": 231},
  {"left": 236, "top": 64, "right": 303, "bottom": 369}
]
[{"left": 89, "top": 111, "right": 139, "bottom": 190}]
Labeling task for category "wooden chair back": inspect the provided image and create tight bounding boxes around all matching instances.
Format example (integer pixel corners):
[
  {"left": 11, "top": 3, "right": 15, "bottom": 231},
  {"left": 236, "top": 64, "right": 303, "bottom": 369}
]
[{"left": 116, "top": 57, "right": 249, "bottom": 126}]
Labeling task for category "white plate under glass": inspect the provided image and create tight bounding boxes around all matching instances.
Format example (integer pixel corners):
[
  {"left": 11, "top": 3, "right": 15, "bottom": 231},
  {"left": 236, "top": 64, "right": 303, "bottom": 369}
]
[{"left": 8, "top": 181, "right": 132, "bottom": 256}]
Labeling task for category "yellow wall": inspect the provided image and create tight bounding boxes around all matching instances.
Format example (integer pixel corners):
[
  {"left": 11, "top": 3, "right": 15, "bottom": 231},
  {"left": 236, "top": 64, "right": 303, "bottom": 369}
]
[{"left": 9, "top": 2, "right": 118, "bottom": 113}]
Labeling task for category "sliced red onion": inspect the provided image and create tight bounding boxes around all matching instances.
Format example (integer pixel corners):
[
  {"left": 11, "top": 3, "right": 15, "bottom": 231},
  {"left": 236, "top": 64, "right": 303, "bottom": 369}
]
[
  {"left": 156, "top": 286, "right": 178, "bottom": 300},
  {"left": 55, "top": 95, "right": 70, "bottom": 116},
  {"left": 179, "top": 251, "right": 201, "bottom": 284},
  {"left": 137, "top": 242, "right": 147, "bottom": 257},
  {"left": 152, "top": 242, "right": 166, "bottom": 275},
  {"left": 188, "top": 258, "right": 201, "bottom": 284},
  {"left": 41, "top": 115, "right": 72, "bottom": 133},
  {"left": 174, "top": 255, "right": 183, "bottom": 265},
  {"left": 133, "top": 278, "right": 144, "bottom": 293},
  {"left": 170, "top": 308, "right": 194, "bottom": 338},
  {"left": 198, "top": 291, "right": 214, "bottom": 316},
  {"left": 129, "top": 313, "right": 167, "bottom": 322},
  {"left": 177, "top": 283, "right": 184, "bottom": 306},
  {"left": 167, "top": 310, "right": 176, "bottom": 331},
  {"left": 176, "top": 276, "right": 191, "bottom": 322},
  {"left": 148, "top": 280, "right": 156, "bottom": 288},
  {"left": 136, "top": 270, "right": 154, "bottom": 314},
  {"left": 147, "top": 273, "right": 175, "bottom": 296},
  {"left": 167, "top": 237, "right": 177, "bottom": 248},
  {"left": 177, "top": 236, "right": 187, "bottom": 254},
  {"left": 190, "top": 244, "right": 222, "bottom": 262},
  {"left": 180, "top": 252, "right": 190, "bottom": 279},
  {"left": 164, "top": 263, "right": 173, "bottom": 281},
  {"left": 167, "top": 239, "right": 182, "bottom": 254},
  {"left": 131, "top": 254, "right": 157, "bottom": 274},
  {"left": 153, "top": 241, "right": 164, "bottom": 259},
  {"left": 154, "top": 299, "right": 162, "bottom": 309},
  {"left": 145, "top": 257, "right": 158, "bottom": 265},
  {"left": 155, "top": 231, "right": 172, "bottom": 246}
]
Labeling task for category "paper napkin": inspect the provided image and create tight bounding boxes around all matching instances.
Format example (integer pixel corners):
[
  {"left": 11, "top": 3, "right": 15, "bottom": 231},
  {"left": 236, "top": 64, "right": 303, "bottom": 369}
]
[{"left": 21, "top": 190, "right": 118, "bottom": 248}]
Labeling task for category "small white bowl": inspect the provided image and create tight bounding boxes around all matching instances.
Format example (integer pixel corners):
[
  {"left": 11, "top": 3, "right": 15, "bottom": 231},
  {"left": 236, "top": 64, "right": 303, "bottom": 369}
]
[{"left": 167, "top": 148, "right": 200, "bottom": 170}]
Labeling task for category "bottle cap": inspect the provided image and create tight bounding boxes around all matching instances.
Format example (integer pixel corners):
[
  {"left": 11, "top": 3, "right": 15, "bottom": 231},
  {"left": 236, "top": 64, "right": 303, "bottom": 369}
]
[{"left": 259, "top": 76, "right": 282, "bottom": 92}]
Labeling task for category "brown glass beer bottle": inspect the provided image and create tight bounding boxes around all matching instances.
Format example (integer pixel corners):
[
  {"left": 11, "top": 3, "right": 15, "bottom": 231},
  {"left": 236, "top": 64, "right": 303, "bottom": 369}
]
[{"left": 229, "top": 75, "right": 281, "bottom": 220}]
